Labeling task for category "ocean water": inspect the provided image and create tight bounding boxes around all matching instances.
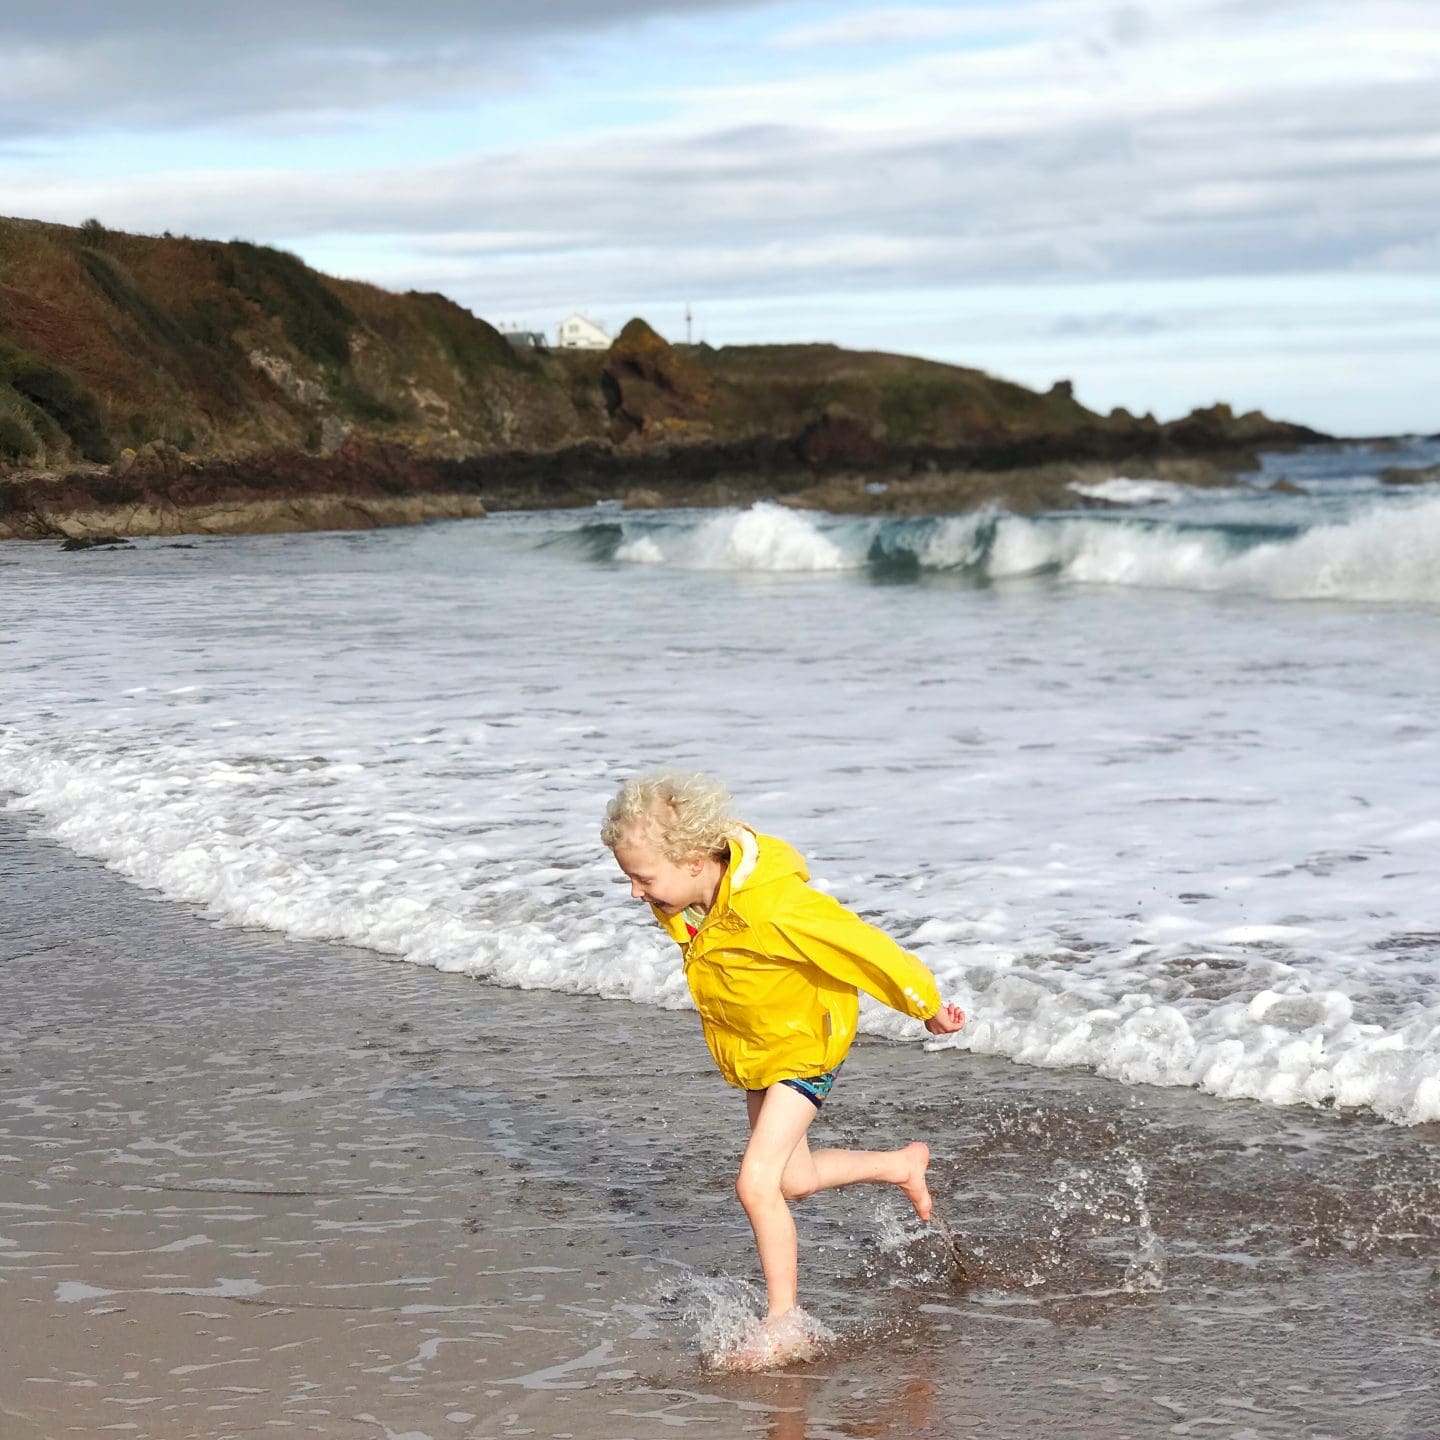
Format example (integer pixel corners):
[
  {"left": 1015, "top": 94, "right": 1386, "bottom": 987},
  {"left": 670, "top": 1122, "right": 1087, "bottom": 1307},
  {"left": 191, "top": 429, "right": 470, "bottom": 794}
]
[{"left": 2, "top": 440, "right": 1438, "bottom": 1125}]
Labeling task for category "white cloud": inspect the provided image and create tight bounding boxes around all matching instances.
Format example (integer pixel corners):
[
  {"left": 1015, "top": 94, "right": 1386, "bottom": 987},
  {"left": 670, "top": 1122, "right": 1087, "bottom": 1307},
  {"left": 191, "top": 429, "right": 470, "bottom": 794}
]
[{"left": 8, "top": 46, "right": 1434, "bottom": 295}]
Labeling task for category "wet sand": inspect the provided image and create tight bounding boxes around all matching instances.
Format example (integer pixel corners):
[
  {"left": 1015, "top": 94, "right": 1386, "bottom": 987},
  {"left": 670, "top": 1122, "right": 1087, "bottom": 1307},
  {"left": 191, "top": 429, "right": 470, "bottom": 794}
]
[{"left": 2, "top": 815, "right": 1436, "bottom": 1439}]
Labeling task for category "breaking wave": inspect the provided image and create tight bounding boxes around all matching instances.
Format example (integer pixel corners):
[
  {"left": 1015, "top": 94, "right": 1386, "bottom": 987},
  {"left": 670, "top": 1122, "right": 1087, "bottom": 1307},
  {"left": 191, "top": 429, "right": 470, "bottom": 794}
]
[{"left": 575, "top": 495, "right": 1440, "bottom": 604}]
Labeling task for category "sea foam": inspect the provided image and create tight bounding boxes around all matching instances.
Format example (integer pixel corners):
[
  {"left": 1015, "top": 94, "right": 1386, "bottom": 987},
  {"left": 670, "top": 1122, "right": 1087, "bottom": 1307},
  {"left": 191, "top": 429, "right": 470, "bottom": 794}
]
[
  {"left": 3, "top": 458, "right": 1438, "bottom": 1126},
  {"left": 3, "top": 727, "right": 1436, "bottom": 1125}
]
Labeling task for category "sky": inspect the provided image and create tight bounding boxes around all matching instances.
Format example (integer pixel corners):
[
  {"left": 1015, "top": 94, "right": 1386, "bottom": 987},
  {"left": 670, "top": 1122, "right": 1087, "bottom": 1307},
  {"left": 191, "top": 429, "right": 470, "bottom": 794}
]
[{"left": 1, "top": 0, "right": 1437, "bottom": 435}]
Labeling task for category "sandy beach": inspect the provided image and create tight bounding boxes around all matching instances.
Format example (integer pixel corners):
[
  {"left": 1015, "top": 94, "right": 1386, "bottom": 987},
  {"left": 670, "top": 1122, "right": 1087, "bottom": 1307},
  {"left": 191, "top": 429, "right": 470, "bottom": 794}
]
[{"left": 2, "top": 813, "right": 1436, "bottom": 1439}]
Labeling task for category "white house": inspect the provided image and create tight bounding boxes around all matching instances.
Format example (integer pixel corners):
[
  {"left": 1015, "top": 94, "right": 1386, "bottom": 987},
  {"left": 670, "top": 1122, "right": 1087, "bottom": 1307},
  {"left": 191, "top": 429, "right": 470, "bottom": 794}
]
[{"left": 556, "top": 312, "right": 610, "bottom": 349}]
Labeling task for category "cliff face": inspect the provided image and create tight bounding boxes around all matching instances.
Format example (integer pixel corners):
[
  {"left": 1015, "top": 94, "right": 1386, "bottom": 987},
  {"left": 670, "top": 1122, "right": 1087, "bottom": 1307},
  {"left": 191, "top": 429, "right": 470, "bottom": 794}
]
[{"left": 0, "top": 215, "right": 1327, "bottom": 539}]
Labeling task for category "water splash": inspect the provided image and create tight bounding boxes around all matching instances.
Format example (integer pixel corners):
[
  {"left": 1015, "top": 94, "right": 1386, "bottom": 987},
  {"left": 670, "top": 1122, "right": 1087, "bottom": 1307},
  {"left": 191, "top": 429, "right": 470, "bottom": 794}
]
[
  {"left": 860, "top": 1201, "right": 965, "bottom": 1289},
  {"left": 658, "top": 1273, "right": 836, "bottom": 1372},
  {"left": 705, "top": 1306, "right": 836, "bottom": 1373},
  {"left": 1121, "top": 1159, "right": 1168, "bottom": 1293}
]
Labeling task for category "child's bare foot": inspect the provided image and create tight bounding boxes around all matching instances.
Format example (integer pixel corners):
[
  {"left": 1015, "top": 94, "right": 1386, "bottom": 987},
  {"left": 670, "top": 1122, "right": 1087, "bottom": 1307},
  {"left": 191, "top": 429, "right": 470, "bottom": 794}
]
[
  {"left": 719, "top": 1308, "right": 830, "bottom": 1372},
  {"left": 896, "top": 1141, "right": 932, "bottom": 1222}
]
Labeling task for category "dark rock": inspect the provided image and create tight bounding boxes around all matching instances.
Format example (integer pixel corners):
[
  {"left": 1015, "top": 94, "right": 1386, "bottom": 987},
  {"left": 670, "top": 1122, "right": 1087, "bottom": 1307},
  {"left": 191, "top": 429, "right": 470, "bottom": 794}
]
[
  {"left": 61, "top": 534, "right": 128, "bottom": 550},
  {"left": 1268, "top": 478, "right": 1307, "bottom": 494},
  {"left": 1164, "top": 403, "right": 1322, "bottom": 453},
  {"left": 600, "top": 318, "right": 710, "bottom": 444},
  {"left": 1380, "top": 464, "right": 1440, "bottom": 486},
  {"left": 4, "top": 441, "right": 486, "bottom": 540},
  {"left": 795, "top": 408, "right": 885, "bottom": 468}
]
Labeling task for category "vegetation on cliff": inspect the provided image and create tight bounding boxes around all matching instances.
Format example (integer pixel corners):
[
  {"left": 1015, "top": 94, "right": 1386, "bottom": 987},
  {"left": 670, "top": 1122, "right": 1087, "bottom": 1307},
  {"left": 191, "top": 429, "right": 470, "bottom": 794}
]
[{"left": 0, "top": 215, "right": 605, "bottom": 469}]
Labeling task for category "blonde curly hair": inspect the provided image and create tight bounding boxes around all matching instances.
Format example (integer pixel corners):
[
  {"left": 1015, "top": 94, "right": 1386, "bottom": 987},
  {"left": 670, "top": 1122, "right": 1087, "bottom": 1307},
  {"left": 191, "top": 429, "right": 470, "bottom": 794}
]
[{"left": 600, "top": 770, "right": 738, "bottom": 862}]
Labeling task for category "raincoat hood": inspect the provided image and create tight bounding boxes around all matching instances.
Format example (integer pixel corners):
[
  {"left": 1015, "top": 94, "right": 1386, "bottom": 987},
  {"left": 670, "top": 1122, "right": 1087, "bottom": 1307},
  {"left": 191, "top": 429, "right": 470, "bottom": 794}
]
[{"left": 649, "top": 825, "right": 804, "bottom": 946}]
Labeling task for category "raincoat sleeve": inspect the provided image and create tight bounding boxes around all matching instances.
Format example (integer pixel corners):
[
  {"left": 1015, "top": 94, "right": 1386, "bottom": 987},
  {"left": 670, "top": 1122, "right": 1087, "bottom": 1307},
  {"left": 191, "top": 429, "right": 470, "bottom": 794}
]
[{"left": 755, "top": 883, "right": 941, "bottom": 1021}]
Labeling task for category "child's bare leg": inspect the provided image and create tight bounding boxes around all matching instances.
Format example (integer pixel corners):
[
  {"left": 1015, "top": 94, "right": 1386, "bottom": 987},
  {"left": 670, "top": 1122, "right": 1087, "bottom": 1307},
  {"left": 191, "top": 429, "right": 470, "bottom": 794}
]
[
  {"left": 808, "top": 1142, "right": 933, "bottom": 1222},
  {"left": 736, "top": 1085, "right": 817, "bottom": 1319},
  {"left": 744, "top": 1088, "right": 933, "bottom": 1221},
  {"left": 738, "top": 1089, "right": 937, "bottom": 1317}
]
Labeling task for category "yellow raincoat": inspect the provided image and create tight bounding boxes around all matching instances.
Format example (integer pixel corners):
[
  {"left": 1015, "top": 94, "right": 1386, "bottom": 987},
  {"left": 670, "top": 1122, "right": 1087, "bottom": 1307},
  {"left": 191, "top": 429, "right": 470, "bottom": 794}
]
[{"left": 651, "top": 828, "right": 942, "bottom": 1091}]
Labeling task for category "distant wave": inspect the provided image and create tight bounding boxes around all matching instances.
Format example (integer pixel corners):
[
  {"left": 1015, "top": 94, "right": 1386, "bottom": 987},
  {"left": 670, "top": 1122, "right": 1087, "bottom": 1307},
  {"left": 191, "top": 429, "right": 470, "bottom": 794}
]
[
  {"left": 616, "top": 503, "right": 858, "bottom": 572},
  {"left": 1067, "top": 477, "right": 1207, "bottom": 505},
  {"left": 578, "top": 496, "right": 1440, "bottom": 604}
]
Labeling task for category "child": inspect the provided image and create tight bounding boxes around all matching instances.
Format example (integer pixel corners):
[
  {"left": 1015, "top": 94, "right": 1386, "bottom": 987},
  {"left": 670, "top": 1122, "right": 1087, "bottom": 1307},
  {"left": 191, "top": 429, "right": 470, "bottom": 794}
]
[{"left": 602, "top": 770, "right": 965, "bottom": 1351}]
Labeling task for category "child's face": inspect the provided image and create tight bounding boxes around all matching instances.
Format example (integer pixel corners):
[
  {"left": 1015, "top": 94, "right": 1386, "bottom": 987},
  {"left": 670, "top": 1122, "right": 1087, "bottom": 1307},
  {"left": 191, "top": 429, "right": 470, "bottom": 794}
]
[{"left": 612, "top": 825, "right": 706, "bottom": 915}]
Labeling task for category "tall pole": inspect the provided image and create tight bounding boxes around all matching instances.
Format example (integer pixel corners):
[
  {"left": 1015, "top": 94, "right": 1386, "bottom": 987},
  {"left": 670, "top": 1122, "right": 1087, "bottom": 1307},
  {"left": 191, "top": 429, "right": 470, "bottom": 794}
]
[{"left": 686, "top": 303, "right": 693, "bottom": 345}]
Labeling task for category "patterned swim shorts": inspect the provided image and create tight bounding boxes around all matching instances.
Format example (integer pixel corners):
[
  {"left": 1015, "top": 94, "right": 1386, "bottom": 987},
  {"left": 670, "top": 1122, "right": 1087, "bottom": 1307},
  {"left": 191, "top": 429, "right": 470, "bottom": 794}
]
[{"left": 779, "top": 1064, "right": 843, "bottom": 1109}]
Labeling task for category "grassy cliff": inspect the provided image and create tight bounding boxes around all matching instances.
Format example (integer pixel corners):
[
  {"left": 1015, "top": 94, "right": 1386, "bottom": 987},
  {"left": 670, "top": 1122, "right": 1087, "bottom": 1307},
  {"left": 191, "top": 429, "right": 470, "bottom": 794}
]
[{"left": 0, "top": 216, "right": 608, "bottom": 469}]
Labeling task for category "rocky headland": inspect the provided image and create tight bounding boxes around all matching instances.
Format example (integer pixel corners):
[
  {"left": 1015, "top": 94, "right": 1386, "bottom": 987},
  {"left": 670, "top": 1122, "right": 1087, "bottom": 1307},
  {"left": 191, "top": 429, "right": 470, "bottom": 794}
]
[{"left": 1, "top": 215, "right": 1328, "bottom": 541}]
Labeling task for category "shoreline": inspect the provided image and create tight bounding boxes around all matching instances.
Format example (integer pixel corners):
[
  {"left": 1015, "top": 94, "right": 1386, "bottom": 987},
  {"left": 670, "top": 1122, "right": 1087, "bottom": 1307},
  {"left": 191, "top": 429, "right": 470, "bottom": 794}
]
[
  {"left": 9, "top": 428, "right": 1433, "bottom": 546},
  {"left": 0, "top": 430, "right": 1337, "bottom": 542},
  {"left": 3, "top": 812, "right": 1436, "bottom": 1439}
]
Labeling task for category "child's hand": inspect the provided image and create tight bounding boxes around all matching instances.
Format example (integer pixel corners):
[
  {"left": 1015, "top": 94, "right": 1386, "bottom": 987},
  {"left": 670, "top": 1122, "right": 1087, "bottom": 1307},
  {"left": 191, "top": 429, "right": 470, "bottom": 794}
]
[{"left": 924, "top": 1003, "right": 966, "bottom": 1035}]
